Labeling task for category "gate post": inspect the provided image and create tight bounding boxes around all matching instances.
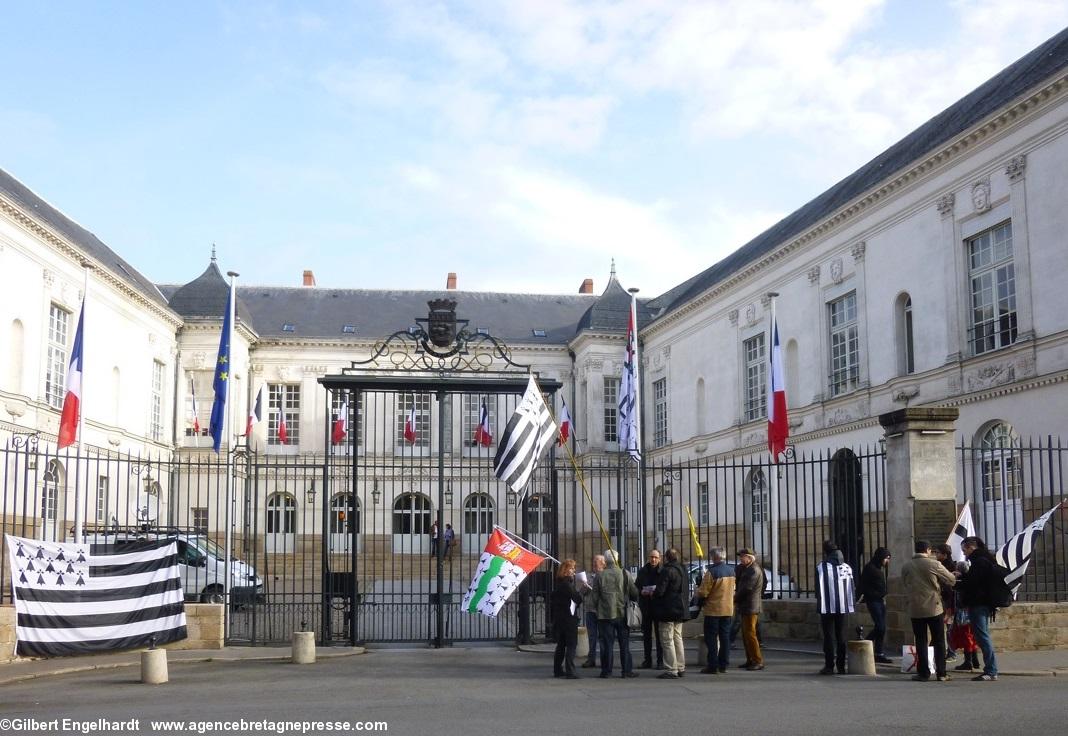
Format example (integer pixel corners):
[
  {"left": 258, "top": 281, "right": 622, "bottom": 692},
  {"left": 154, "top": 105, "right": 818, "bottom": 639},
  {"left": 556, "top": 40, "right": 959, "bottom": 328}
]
[{"left": 878, "top": 407, "right": 959, "bottom": 650}]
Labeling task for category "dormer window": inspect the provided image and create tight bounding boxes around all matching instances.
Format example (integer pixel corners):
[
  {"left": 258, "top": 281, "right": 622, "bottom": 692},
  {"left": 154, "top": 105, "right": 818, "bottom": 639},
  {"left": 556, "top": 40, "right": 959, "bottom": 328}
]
[
  {"left": 282, "top": 323, "right": 296, "bottom": 332},
  {"left": 477, "top": 327, "right": 489, "bottom": 336},
  {"left": 342, "top": 324, "right": 356, "bottom": 334},
  {"left": 532, "top": 329, "right": 546, "bottom": 338}
]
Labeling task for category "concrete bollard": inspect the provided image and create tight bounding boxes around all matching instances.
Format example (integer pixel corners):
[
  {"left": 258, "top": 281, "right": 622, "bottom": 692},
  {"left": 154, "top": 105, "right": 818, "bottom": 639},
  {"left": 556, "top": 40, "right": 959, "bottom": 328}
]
[
  {"left": 576, "top": 626, "right": 589, "bottom": 659},
  {"left": 141, "top": 648, "right": 168, "bottom": 684},
  {"left": 292, "top": 631, "right": 316, "bottom": 664},
  {"left": 847, "top": 639, "right": 876, "bottom": 676},
  {"left": 696, "top": 634, "right": 707, "bottom": 667}
]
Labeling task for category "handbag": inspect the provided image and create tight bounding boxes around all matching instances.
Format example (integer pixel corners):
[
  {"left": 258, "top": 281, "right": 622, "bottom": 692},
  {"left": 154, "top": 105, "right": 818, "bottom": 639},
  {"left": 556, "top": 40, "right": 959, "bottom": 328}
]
[{"left": 626, "top": 601, "right": 642, "bottom": 628}]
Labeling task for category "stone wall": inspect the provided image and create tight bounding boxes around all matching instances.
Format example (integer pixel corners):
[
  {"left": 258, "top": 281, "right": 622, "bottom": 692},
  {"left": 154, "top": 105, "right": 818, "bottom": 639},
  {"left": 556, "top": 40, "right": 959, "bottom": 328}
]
[
  {"left": 760, "top": 599, "right": 1068, "bottom": 652},
  {"left": 0, "top": 603, "right": 225, "bottom": 663}
]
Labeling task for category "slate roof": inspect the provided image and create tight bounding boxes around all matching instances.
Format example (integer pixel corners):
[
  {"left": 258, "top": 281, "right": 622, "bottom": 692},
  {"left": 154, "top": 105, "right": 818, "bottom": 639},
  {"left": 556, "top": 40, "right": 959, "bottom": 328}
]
[
  {"left": 574, "top": 275, "right": 655, "bottom": 334},
  {"left": 650, "top": 26, "right": 1068, "bottom": 319},
  {"left": 161, "top": 269, "right": 597, "bottom": 344},
  {"left": 0, "top": 167, "right": 171, "bottom": 310}
]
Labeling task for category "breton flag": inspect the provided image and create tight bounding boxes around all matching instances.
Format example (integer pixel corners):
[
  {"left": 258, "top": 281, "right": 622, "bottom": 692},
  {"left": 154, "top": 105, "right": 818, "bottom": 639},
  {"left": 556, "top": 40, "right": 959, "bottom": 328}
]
[
  {"left": 474, "top": 401, "right": 493, "bottom": 447},
  {"left": 493, "top": 375, "right": 557, "bottom": 500},
  {"left": 617, "top": 292, "right": 641, "bottom": 462},
  {"left": 403, "top": 405, "right": 417, "bottom": 444},
  {"left": 461, "top": 528, "right": 545, "bottom": 618},
  {"left": 5, "top": 534, "right": 187, "bottom": 658},
  {"left": 816, "top": 559, "right": 856, "bottom": 615},
  {"left": 767, "top": 310, "right": 789, "bottom": 462},
  {"left": 189, "top": 377, "right": 201, "bottom": 435},
  {"left": 332, "top": 396, "right": 349, "bottom": 445},
  {"left": 995, "top": 501, "right": 1067, "bottom": 596},
  {"left": 557, "top": 399, "right": 573, "bottom": 447},
  {"left": 209, "top": 280, "right": 235, "bottom": 454},
  {"left": 277, "top": 407, "right": 289, "bottom": 445},
  {"left": 244, "top": 384, "right": 263, "bottom": 437},
  {"left": 946, "top": 501, "right": 976, "bottom": 563},
  {"left": 56, "top": 301, "right": 85, "bottom": 450}
]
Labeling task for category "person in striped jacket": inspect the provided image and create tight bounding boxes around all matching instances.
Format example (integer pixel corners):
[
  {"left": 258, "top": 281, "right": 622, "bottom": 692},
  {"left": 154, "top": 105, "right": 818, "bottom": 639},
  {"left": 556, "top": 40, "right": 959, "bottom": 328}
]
[{"left": 817, "top": 540, "right": 856, "bottom": 675}]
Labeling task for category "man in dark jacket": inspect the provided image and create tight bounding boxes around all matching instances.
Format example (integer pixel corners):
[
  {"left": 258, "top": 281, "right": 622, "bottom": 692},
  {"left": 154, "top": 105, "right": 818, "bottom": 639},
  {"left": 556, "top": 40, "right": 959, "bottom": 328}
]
[
  {"left": 653, "top": 548, "right": 688, "bottom": 679},
  {"left": 957, "top": 536, "right": 1001, "bottom": 681},
  {"left": 635, "top": 549, "right": 664, "bottom": 669},
  {"left": 734, "top": 548, "right": 765, "bottom": 671},
  {"left": 858, "top": 547, "right": 892, "bottom": 664}
]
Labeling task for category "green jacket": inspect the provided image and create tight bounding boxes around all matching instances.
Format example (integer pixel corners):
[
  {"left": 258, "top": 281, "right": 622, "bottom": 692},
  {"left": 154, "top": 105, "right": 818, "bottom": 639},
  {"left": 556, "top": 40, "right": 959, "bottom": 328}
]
[{"left": 591, "top": 561, "right": 638, "bottom": 621}]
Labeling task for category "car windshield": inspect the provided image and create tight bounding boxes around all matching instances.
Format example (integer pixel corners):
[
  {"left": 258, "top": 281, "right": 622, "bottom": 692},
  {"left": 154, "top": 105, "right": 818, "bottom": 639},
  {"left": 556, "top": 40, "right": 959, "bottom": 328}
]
[{"left": 187, "top": 536, "right": 226, "bottom": 560}]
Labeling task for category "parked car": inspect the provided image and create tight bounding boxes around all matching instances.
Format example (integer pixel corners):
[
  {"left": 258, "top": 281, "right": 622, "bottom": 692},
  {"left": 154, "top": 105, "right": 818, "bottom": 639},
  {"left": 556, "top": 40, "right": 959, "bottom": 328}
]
[
  {"left": 686, "top": 560, "right": 797, "bottom": 601},
  {"left": 75, "top": 529, "right": 263, "bottom": 605}
]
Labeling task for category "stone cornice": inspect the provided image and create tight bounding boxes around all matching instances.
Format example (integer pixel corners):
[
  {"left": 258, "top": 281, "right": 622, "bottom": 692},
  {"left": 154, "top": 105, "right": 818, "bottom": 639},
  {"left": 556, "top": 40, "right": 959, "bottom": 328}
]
[
  {"left": 0, "top": 196, "right": 183, "bottom": 329},
  {"left": 643, "top": 71, "right": 1068, "bottom": 340}
]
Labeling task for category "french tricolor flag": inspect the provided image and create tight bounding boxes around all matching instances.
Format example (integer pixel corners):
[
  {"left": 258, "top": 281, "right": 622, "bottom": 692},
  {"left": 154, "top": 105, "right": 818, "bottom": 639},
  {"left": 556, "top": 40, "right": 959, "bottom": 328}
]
[
  {"left": 767, "top": 311, "right": 789, "bottom": 462},
  {"left": 474, "top": 401, "right": 492, "bottom": 447},
  {"left": 57, "top": 302, "right": 85, "bottom": 450},
  {"left": 557, "top": 399, "right": 572, "bottom": 447}
]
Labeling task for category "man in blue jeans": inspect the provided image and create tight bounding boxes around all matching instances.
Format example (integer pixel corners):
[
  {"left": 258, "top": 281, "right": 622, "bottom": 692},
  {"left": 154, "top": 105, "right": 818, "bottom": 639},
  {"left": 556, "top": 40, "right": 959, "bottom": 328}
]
[
  {"left": 957, "top": 537, "right": 1000, "bottom": 681},
  {"left": 579, "top": 554, "right": 605, "bottom": 668},
  {"left": 697, "top": 548, "right": 736, "bottom": 674}
]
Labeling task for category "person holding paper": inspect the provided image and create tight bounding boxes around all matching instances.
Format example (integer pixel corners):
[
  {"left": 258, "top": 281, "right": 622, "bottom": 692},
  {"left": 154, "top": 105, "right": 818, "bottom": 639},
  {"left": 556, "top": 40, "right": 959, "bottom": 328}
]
[
  {"left": 579, "top": 554, "right": 606, "bottom": 668},
  {"left": 551, "top": 558, "right": 583, "bottom": 679},
  {"left": 902, "top": 540, "right": 957, "bottom": 681},
  {"left": 635, "top": 549, "right": 664, "bottom": 669}
]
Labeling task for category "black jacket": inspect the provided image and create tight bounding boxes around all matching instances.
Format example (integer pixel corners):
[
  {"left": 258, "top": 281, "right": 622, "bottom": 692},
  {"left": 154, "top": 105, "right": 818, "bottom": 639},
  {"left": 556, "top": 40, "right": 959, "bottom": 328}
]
[
  {"left": 635, "top": 563, "right": 661, "bottom": 610},
  {"left": 652, "top": 560, "right": 687, "bottom": 623},
  {"left": 957, "top": 550, "right": 998, "bottom": 608},
  {"left": 859, "top": 563, "right": 887, "bottom": 602},
  {"left": 550, "top": 577, "right": 583, "bottom": 628}
]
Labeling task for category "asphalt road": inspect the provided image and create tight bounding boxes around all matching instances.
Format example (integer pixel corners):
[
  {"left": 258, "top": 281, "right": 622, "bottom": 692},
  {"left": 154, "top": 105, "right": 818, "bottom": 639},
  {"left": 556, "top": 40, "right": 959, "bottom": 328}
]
[{"left": 1, "top": 647, "right": 1065, "bottom": 736}]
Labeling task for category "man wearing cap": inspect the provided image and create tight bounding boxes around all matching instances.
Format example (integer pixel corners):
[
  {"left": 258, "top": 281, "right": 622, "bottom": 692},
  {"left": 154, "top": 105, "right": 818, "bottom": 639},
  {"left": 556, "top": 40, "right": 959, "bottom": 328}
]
[{"left": 734, "top": 548, "right": 765, "bottom": 671}]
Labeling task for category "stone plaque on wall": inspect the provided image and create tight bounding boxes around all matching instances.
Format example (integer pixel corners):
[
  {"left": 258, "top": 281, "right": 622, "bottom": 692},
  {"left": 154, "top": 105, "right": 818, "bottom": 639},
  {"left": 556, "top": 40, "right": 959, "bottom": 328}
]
[{"left": 913, "top": 500, "right": 958, "bottom": 543}]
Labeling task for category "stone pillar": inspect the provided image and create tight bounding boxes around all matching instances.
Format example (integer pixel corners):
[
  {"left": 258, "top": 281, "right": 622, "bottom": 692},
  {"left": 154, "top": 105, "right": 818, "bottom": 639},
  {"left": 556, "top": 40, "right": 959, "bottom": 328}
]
[{"left": 878, "top": 407, "right": 959, "bottom": 650}]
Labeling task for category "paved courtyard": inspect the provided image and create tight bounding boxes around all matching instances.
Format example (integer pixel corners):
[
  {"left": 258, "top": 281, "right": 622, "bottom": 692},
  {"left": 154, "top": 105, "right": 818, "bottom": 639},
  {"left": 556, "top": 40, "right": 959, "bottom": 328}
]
[{"left": 1, "top": 646, "right": 1067, "bottom": 736}]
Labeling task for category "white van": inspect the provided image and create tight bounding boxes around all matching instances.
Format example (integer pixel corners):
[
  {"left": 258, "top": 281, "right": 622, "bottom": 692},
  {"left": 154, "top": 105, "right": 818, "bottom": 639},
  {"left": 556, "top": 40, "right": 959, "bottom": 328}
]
[{"left": 76, "top": 529, "right": 263, "bottom": 605}]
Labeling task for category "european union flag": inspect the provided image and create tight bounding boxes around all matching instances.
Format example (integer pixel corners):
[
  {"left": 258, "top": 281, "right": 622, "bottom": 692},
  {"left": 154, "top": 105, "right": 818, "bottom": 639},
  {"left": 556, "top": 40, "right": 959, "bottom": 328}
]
[{"left": 209, "top": 284, "right": 234, "bottom": 453}]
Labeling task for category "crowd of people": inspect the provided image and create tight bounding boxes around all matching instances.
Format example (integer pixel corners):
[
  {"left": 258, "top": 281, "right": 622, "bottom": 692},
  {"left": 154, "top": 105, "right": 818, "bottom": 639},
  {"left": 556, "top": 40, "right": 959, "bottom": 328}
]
[{"left": 550, "top": 536, "right": 1008, "bottom": 683}]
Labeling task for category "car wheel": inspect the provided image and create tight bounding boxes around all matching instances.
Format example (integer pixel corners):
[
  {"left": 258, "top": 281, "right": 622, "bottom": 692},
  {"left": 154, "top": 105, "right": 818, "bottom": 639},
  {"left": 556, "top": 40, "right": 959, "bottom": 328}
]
[{"left": 201, "top": 586, "right": 225, "bottom": 604}]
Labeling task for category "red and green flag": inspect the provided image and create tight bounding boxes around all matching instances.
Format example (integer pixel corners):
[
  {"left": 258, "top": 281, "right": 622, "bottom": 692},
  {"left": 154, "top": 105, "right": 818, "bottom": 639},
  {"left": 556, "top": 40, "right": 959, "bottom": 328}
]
[{"left": 461, "top": 529, "right": 544, "bottom": 618}]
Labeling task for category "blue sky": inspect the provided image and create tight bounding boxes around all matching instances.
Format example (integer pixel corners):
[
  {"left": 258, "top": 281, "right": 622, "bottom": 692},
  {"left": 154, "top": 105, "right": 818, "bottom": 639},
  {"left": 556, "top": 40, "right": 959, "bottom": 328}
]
[{"left": 2, "top": 1, "right": 1066, "bottom": 298}]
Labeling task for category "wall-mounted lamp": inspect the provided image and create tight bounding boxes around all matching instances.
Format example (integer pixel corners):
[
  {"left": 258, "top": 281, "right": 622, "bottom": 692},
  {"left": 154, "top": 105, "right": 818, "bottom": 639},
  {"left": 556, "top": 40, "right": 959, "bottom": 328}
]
[
  {"left": 306, "top": 480, "right": 317, "bottom": 505},
  {"left": 444, "top": 483, "right": 453, "bottom": 506},
  {"left": 507, "top": 489, "right": 518, "bottom": 507},
  {"left": 371, "top": 480, "right": 381, "bottom": 506}
]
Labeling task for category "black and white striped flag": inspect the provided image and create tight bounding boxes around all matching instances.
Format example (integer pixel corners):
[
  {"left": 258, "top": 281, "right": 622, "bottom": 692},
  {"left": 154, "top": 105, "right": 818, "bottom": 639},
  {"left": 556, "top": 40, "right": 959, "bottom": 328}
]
[
  {"left": 493, "top": 376, "right": 557, "bottom": 501},
  {"left": 5, "top": 534, "right": 187, "bottom": 658},
  {"left": 994, "top": 502, "right": 1065, "bottom": 596},
  {"left": 947, "top": 501, "right": 976, "bottom": 563},
  {"left": 816, "top": 560, "right": 855, "bottom": 614}
]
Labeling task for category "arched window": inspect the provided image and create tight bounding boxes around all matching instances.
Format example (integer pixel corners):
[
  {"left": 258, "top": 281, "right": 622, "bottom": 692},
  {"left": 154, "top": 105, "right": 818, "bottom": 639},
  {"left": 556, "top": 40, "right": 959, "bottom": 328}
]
[
  {"left": 41, "top": 459, "right": 64, "bottom": 541},
  {"left": 526, "top": 494, "right": 552, "bottom": 535},
  {"left": 266, "top": 493, "right": 297, "bottom": 534},
  {"left": 828, "top": 449, "right": 864, "bottom": 571},
  {"left": 392, "top": 493, "right": 432, "bottom": 535},
  {"left": 463, "top": 493, "right": 495, "bottom": 534},
  {"left": 748, "top": 469, "right": 768, "bottom": 525},
  {"left": 895, "top": 293, "right": 915, "bottom": 375},
  {"left": 978, "top": 423, "right": 1022, "bottom": 502},
  {"left": 330, "top": 493, "right": 359, "bottom": 534}
]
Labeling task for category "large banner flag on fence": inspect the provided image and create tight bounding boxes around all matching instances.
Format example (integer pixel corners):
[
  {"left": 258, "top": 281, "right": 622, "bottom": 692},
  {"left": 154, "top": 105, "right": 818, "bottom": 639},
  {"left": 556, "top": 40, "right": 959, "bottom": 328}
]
[
  {"left": 767, "top": 310, "right": 789, "bottom": 462},
  {"left": 5, "top": 534, "right": 187, "bottom": 658},
  {"left": 947, "top": 501, "right": 976, "bottom": 563},
  {"left": 995, "top": 501, "right": 1067, "bottom": 597},
  {"left": 461, "top": 528, "right": 545, "bottom": 618},
  {"left": 618, "top": 293, "right": 641, "bottom": 462},
  {"left": 493, "top": 375, "right": 557, "bottom": 501},
  {"left": 209, "top": 280, "right": 235, "bottom": 453},
  {"left": 57, "top": 301, "right": 85, "bottom": 450}
]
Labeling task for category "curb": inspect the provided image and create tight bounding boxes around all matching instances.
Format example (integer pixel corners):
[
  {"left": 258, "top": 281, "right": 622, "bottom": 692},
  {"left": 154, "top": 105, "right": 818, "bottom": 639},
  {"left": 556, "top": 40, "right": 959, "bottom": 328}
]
[{"left": 0, "top": 647, "right": 365, "bottom": 687}]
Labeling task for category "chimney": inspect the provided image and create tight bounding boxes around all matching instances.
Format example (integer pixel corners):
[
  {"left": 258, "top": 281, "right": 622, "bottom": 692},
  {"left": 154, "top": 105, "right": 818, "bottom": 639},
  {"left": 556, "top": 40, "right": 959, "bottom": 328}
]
[
  {"left": 578, "top": 278, "right": 594, "bottom": 294},
  {"left": 446, "top": 272, "right": 457, "bottom": 290},
  {"left": 303, "top": 270, "right": 316, "bottom": 287}
]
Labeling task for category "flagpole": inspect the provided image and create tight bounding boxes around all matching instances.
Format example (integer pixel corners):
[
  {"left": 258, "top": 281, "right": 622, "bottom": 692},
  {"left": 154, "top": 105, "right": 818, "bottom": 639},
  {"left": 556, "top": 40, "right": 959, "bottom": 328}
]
[
  {"left": 223, "top": 270, "right": 238, "bottom": 612},
  {"left": 73, "top": 261, "right": 91, "bottom": 545},
  {"left": 768, "top": 292, "right": 781, "bottom": 600},
  {"left": 629, "top": 288, "right": 645, "bottom": 567}
]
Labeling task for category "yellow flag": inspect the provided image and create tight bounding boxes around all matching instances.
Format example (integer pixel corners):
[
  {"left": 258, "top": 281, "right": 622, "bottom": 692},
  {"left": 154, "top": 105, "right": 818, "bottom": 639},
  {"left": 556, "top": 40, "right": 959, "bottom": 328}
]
[{"left": 685, "top": 505, "right": 704, "bottom": 559}]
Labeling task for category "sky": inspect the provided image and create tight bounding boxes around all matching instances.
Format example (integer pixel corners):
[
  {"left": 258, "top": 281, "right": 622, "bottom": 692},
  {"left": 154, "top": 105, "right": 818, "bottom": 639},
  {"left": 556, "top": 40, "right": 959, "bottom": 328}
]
[{"left": 2, "top": 1, "right": 1067, "bottom": 299}]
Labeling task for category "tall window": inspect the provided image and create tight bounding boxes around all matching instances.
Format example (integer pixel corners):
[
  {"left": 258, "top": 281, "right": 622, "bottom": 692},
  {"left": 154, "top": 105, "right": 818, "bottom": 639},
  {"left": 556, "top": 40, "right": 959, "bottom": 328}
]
[
  {"left": 900, "top": 295, "right": 915, "bottom": 375},
  {"left": 978, "top": 423, "right": 1022, "bottom": 502},
  {"left": 463, "top": 394, "right": 495, "bottom": 447},
  {"left": 698, "top": 482, "right": 710, "bottom": 526},
  {"left": 749, "top": 469, "right": 768, "bottom": 525},
  {"left": 150, "top": 360, "right": 165, "bottom": 441},
  {"left": 463, "top": 493, "right": 495, "bottom": 534},
  {"left": 96, "top": 476, "right": 108, "bottom": 524},
  {"left": 653, "top": 378, "right": 668, "bottom": 448},
  {"left": 268, "top": 384, "right": 301, "bottom": 445},
  {"left": 192, "top": 507, "right": 209, "bottom": 534},
  {"left": 392, "top": 493, "right": 431, "bottom": 534},
  {"left": 603, "top": 377, "right": 618, "bottom": 443},
  {"left": 331, "top": 390, "right": 362, "bottom": 447},
  {"left": 828, "top": 292, "right": 859, "bottom": 396},
  {"left": 608, "top": 509, "right": 623, "bottom": 537},
  {"left": 266, "top": 493, "right": 297, "bottom": 533},
  {"left": 968, "top": 221, "right": 1017, "bottom": 355},
  {"left": 743, "top": 334, "right": 767, "bottom": 421},
  {"left": 527, "top": 494, "right": 552, "bottom": 534},
  {"left": 396, "top": 393, "right": 431, "bottom": 448},
  {"left": 45, "top": 304, "right": 70, "bottom": 408}
]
